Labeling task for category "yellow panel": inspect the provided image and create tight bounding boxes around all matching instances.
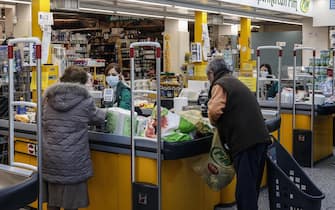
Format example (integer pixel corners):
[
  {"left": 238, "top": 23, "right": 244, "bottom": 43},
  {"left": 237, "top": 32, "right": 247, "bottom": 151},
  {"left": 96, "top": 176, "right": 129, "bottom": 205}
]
[
  {"left": 117, "top": 154, "right": 131, "bottom": 210},
  {"left": 84, "top": 151, "right": 228, "bottom": 210},
  {"left": 136, "top": 157, "right": 157, "bottom": 184},
  {"left": 194, "top": 11, "right": 208, "bottom": 79},
  {"left": 83, "top": 151, "right": 119, "bottom": 210},
  {"left": 194, "top": 11, "right": 207, "bottom": 43},
  {"left": 280, "top": 113, "right": 293, "bottom": 153},
  {"left": 239, "top": 18, "right": 251, "bottom": 68},
  {"left": 14, "top": 137, "right": 36, "bottom": 143},
  {"left": 238, "top": 76, "right": 256, "bottom": 92},
  {"left": 43, "top": 65, "right": 59, "bottom": 86},
  {"left": 279, "top": 113, "right": 333, "bottom": 162},
  {"left": 221, "top": 176, "right": 236, "bottom": 204},
  {"left": 14, "top": 152, "right": 37, "bottom": 166},
  {"left": 194, "top": 64, "right": 208, "bottom": 80},
  {"left": 32, "top": 0, "right": 50, "bottom": 39},
  {"left": 313, "top": 115, "right": 333, "bottom": 161}
]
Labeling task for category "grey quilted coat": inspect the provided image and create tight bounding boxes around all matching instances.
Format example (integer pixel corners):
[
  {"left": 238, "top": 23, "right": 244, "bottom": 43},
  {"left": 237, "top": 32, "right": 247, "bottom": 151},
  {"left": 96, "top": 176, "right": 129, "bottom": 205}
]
[{"left": 42, "top": 83, "right": 106, "bottom": 184}]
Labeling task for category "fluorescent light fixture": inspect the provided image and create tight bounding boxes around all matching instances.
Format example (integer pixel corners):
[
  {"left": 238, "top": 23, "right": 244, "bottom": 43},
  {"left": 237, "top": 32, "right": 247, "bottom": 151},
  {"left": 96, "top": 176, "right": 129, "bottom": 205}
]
[
  {"left": 116, "top": 11, "right": 163, "bottom": 19},
  {"left": 221, "top": 12, "right": 252, "bottom": 19},
  {"left": 0, "top": 0, "right": 31, "bottom": 4},
  {"left": 222, "top": 23, "right": 234, "bottom": 26},
  {"left": 122, "top": 0, "right": 172, "bottom": 7},
  {"left": 165, "top": 16, "right": 194, "bottom": 22},
  {"left": 80, "top": 7, "right": 116, "bottom": 14},
  {"left": 174, "top": 5, "right": 218, "bottom": 14},
  {"left": 251, "top": 25, "right": 261, "bottom": 28}
]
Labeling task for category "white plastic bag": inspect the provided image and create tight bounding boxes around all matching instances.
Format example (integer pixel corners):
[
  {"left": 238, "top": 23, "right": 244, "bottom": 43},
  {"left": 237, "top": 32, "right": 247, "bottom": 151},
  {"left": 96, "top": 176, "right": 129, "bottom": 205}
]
[{"left": 193, "top": 129, "right": 235, "bottom": 191}]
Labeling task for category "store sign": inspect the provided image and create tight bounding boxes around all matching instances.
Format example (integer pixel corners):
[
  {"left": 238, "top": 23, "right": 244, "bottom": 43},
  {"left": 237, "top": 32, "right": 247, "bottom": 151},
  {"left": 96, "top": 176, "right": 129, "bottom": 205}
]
[{"left": 218, "top": 0, "right": 313, "bottom": 16}]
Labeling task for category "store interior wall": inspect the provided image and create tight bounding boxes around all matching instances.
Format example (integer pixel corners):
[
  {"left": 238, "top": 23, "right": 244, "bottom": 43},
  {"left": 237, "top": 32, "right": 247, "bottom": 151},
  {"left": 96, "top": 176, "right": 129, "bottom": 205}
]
[
  {"left": 260, "top": 24, "right": 302, "bottom": 32},
  {"left": 302, "top": 18, "right": 329, "bottom": 66},
  {"left": 13, "top": 4, "right": 31, "bottom": 37},
  {"left": 164, "top": 19, "right": 189, "bottom": 73},
  {"left": 251, "top": 31, "right": 302, "bottom": 76},
  {"left": 313, "top": 0, "right": 335, "bottom": 27}
]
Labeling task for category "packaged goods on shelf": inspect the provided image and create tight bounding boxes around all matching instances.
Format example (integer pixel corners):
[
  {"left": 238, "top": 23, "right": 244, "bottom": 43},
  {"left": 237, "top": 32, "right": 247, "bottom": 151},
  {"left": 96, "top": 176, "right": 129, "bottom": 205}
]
[{"left": 74, "top": 58, "right": 105, "bottom": 67}]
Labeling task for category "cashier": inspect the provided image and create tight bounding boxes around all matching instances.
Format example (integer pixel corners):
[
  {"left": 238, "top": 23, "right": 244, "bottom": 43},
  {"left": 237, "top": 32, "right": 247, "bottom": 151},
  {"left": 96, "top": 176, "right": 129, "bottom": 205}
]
[
  {"left": 206, "top": 58, "right": 271, "bottom": 210},
  {"left": 105, "top": 63, "right": 131, "bottom": 110},
  {"left": 260, "top": 63, "right": 278, "bottom": 98}
]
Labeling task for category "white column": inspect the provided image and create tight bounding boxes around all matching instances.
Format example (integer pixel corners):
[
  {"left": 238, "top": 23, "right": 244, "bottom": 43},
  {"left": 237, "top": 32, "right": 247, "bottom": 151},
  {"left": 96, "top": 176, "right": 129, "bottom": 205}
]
[
  {"left": 5, "top": 8, "right": 13, "bottom": 37},
  {"left": 13, "top": 4, "right": 31, "bottom": 37},
  {"left": 302, "top": 18, "right": 329, "bottom": 66},
  {"left": 164, "top": 19, "right": 189, "bottom": 73}
]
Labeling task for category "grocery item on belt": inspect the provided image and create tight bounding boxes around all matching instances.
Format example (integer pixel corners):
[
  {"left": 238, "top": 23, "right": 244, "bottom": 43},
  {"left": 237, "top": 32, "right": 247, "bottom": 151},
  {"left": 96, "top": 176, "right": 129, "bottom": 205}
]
[{"left": 106, "top": 107, "right": 137, "bottom": 136}]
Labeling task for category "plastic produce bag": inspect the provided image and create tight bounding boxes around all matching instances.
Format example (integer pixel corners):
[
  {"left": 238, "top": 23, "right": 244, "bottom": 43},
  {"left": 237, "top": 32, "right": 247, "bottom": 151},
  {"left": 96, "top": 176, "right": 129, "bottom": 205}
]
[
  {"left": 151, "top": 106, "right": 180, "bottom": 135},
  {"left": 192, "top": 129, "right": 235, "bottom": 191},
  {"left": 106, "top": 107, "right": 137, "bottom": 136},
  {"left": 179, "top": 110, "right": 212, "bottom": 134},
  {"left": 163, "top": 132, "right": 192, "bottom": 142}
]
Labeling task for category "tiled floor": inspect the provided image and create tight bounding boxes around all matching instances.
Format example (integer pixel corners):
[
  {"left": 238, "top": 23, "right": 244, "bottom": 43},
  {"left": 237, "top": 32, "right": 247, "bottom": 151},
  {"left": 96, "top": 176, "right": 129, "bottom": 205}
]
[{"left": 218, "top": 154, "right": 335, "bottom": 210}]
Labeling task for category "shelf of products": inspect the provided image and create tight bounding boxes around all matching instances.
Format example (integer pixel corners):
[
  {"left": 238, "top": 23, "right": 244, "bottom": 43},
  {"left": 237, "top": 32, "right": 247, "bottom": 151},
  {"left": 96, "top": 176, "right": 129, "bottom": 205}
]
[
  {"left": 52, "top": 30, "right": 93, "bottom": 67},
  {"left": 0, "top": 46, "right": 30, "bottom": 102},
  {"left": 119, "top": 38, "right": 157, "bottom": 80},
  {"left": 89, "top": 41, "right": 117, "bottom": 65}
]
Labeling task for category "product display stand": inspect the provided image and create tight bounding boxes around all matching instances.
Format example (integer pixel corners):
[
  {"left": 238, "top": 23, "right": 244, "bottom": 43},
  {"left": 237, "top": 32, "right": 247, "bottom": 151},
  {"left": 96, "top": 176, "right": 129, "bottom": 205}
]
[
  {"left": 130, "top": 42, "right": 161, "bottom": 210},
  {"left": 256, "top": 46, "right": 283, "bottom": 140},
  {"left": 293, "top": 47, "right": 316, "bottom": 168}
]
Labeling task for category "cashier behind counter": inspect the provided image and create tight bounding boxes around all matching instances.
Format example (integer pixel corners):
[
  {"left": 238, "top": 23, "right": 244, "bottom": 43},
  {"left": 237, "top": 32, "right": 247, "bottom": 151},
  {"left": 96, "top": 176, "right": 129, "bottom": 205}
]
[{"left": 260, "top": 64, "right": 278, "bottom": 98}]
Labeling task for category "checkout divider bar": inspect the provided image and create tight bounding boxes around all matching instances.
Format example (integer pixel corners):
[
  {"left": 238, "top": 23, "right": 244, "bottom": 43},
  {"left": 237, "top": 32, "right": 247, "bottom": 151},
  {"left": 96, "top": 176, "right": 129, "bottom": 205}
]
[
  {"left": 8, "top": 37, "right": 42, "bottom": 210},
  {"left": 293, "top": 46, "right": 316, "bottom": 168},
  {"left": 130, "top": 42, "right": 162, "bottom": 210}
]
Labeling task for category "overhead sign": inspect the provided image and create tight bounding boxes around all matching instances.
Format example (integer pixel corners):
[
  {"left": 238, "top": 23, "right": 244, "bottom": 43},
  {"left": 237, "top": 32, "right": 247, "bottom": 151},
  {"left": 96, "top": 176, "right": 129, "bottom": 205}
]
[{"left": 218, "top": 0, "right": 313, "bottom": 17}]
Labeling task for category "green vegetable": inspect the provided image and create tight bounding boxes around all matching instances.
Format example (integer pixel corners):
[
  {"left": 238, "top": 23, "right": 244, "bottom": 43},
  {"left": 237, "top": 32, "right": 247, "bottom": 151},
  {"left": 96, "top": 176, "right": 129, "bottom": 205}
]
[{"left": 163, "top": 132, "right": 192, "bottom": 142}]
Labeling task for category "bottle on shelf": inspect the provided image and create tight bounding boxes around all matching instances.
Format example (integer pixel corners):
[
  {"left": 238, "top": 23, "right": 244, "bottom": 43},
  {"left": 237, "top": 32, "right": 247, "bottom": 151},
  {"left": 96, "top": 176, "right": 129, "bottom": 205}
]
[{"left": 17, "top": 97, "right": 26, "bottom": 115}]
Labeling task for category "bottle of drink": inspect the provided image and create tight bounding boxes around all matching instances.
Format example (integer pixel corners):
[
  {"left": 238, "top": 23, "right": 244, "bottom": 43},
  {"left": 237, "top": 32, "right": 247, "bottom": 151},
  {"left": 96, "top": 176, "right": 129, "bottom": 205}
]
[{"left": 17, "top": 97, "right": 26, "bottom": 115}]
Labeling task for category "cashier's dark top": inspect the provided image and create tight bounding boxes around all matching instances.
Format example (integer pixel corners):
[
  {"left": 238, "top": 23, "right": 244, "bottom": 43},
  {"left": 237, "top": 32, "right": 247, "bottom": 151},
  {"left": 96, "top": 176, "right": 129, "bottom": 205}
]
[{"left": 211, "top": 75, "right": 271, "bottom": 158}]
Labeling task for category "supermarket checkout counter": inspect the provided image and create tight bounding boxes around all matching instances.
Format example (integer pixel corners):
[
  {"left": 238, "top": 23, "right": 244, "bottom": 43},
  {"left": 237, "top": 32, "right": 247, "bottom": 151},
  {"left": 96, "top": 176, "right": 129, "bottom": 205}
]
[
  {"left": 0, "top": 117, "right": 280, "bottom": 210},
  {"left": 260, "top": 101, "right": 334, "bottom": 165}
]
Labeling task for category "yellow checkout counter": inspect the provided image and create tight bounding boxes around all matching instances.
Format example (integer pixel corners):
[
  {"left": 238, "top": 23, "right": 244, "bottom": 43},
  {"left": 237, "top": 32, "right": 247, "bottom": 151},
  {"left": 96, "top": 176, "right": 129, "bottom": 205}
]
[
  {"left": 260, "top": 101, "right": 334, "bottom": 165},
  {"left": 0, "top": 119, "right": 238, "bottom": 210},
  {"left": 0, "top": 117, "right": 284, "bottom": 210}
]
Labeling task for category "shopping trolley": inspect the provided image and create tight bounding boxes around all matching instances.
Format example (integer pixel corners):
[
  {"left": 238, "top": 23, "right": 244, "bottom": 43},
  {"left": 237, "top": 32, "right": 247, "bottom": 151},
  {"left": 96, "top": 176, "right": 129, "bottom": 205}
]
[
  {"left": 292, "top": 47, "right": 316, "bottom": 168},
  {"left": 0, "top": 38, "right": 43, "bottom": 210},
  {"left": 130, "top": 42, "right": 162, "bottom": 210}
]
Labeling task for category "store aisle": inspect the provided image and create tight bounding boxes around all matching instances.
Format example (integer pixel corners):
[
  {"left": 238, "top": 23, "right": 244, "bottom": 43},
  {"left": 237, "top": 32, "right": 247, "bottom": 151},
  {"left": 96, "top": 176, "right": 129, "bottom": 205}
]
[{"left": 219, "top": 153, "right": 335, "bottom": 210}]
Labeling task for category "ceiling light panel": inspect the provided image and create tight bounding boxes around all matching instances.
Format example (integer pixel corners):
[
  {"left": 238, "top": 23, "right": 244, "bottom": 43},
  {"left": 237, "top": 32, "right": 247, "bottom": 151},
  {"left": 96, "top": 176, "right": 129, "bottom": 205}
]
[{"left": 120, "top": 0, "right": 172, "bottom": 7}]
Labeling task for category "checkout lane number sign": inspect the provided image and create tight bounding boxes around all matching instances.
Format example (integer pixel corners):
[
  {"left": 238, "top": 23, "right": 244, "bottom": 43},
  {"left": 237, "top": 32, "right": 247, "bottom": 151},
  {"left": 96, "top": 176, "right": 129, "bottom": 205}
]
[{"left": 331, "top": 0, "right": 335, "bottom": 9}]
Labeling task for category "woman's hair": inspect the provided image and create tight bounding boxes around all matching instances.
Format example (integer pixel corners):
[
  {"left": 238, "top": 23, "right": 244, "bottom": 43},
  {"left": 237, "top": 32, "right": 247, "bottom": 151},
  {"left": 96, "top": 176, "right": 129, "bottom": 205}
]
[
  {"left": 206, "top": 58, "right": 231, "bottom": 76},
  {"left": 105, "top": 63, "right": 121, "bottom": 75},
  {"left": 60, "top": 66, "right": 88, "bottom": 85},
  {"left": 260, "top": 64, "right": 272, "bottom": 75}
]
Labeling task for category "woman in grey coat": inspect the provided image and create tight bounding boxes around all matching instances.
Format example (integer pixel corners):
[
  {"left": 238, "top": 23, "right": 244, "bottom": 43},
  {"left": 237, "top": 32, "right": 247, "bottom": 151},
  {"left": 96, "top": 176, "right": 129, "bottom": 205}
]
[{"left": 42, "top": 66, "right": 106, "bottom": 210}]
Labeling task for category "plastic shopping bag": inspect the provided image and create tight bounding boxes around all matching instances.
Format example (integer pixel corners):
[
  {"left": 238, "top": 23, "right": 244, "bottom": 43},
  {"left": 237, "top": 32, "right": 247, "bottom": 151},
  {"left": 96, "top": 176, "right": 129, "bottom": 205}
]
[{"left": 192, "top": 129, "right": 235, "bottom": 191}]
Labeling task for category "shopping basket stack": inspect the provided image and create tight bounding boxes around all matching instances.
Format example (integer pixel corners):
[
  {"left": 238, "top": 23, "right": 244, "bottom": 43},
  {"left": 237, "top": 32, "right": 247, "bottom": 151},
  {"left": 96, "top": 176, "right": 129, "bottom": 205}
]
[{"left": 267, "top": 139, "right": 325, "bottom": 210}]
